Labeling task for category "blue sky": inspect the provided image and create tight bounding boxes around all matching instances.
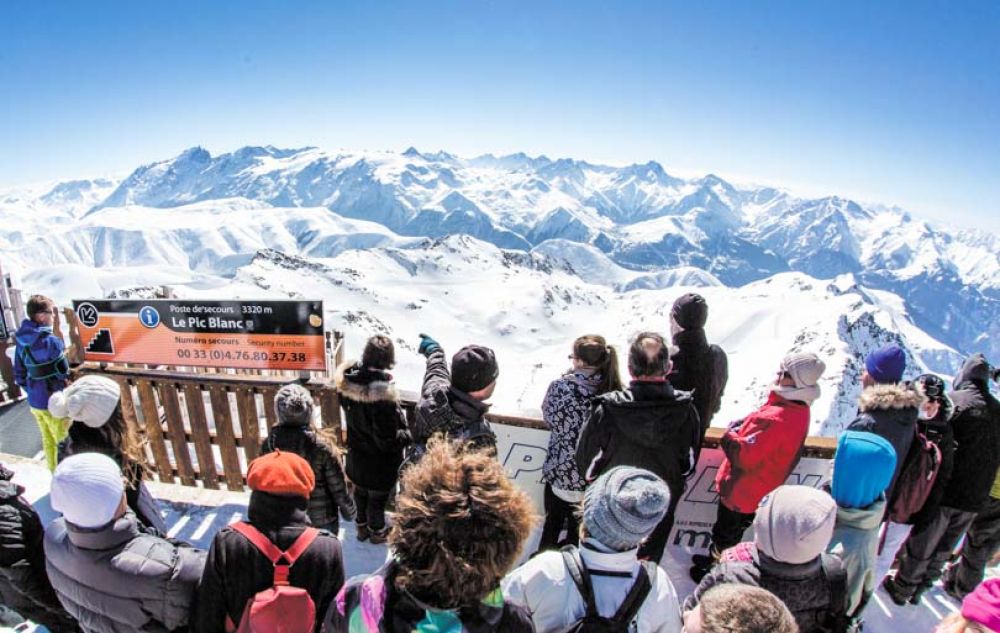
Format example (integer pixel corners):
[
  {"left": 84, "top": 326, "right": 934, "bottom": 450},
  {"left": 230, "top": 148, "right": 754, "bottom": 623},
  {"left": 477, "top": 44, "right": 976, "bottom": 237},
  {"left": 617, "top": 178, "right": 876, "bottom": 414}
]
[{"left": 2, "top": 1, "right": 998, "bottom": 230}]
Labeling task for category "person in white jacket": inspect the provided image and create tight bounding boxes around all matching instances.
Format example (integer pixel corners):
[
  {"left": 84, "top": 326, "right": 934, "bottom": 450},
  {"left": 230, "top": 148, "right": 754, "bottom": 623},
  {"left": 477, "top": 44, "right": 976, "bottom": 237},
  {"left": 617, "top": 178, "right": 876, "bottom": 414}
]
[{"left": 503, "top": 467, "right": 683, "bottom": 633}]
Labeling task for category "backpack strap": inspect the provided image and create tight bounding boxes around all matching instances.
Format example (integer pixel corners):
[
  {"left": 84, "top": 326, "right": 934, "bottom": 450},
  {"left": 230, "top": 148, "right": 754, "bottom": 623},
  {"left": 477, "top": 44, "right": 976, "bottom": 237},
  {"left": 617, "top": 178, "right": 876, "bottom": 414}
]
[
  {"left": 231, "top": 522, "right": 320, "bottom": 585},
  {"left": 561, "top": 546, "right": 599, "bottom": 618},
  {"left": 821, "top": 554, "right": 849, "bottom": 622},
  {"left": 610, "top": 562, "right": 653, "bottom": 627}
]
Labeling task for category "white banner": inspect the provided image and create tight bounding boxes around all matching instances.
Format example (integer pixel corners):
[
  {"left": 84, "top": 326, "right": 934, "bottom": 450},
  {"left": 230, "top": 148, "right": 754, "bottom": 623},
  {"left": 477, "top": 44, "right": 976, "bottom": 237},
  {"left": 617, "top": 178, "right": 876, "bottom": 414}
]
[{"left": 495, "top": 422, "right": 833, "bottom": 554}]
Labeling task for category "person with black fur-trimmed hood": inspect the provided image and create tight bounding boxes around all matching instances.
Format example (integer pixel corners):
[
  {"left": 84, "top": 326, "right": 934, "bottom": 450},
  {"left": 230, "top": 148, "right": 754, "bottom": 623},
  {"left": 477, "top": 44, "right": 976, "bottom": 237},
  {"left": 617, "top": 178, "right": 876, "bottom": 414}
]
[
  {"left": 261, "top": 383, "right": 356, "bottom": 534},
  {"left": 846, "top": 343, "right": 923, "bottom": 501},
  {"left": 334, "top": 335, "right": 410, "bottom": 544}
]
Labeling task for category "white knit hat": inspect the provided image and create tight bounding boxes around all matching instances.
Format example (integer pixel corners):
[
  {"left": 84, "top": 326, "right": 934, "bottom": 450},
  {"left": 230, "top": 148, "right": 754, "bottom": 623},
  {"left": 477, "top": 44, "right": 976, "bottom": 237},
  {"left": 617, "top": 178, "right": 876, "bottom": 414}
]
[
  {"left": 48, "top": 375, "right": 121, "bottom": 428},
  {"left": 51, "top": 453, "right": 125, "bottom": 528}
]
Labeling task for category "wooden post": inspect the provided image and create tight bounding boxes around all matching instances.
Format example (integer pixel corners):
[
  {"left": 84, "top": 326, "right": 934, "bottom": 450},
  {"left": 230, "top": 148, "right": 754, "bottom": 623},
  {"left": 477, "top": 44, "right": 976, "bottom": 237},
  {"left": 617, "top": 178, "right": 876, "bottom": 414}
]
[{"left": 62, "top": 307, "right": 85, "bottom": 366}]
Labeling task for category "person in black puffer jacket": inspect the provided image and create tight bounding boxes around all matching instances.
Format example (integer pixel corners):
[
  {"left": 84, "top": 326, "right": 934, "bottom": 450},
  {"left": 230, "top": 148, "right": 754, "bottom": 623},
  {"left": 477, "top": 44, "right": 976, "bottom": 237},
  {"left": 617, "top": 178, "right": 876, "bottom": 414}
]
[
  {"left": 261, "top": 383, "right": 356, "bottom": 533},
  {"left": 0, "top": 463, "right": 79, "bottom": 632},
  {"left": 576, "top": 331, "right": 701, "bottom": 564},
  {"left": 884, "top": 354, "right": 1000, "bottom": 605},
  {"left": 192, "top": 451, "right": 345, "bottom": 633},
  {"left": 335, "top": 335, "right": 410, "bottom": 544},
  {"left": 669, "top": 293, "right": 729, "bottom": 441}
]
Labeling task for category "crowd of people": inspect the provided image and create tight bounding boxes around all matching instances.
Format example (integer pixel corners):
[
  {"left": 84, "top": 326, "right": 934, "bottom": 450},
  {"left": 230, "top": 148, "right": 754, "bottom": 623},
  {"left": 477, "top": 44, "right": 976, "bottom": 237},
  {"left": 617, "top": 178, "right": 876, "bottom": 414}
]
[{"left": 2, "top": 292, "right": 1000, "bottom": 633}]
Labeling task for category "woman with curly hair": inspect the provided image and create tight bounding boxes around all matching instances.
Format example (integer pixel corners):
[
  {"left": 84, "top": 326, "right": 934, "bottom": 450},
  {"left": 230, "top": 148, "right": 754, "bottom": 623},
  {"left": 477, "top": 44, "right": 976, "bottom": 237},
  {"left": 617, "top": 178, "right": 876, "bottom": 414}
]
[
  {"left": 322, "top": 439, "right": 536, "bottom": 633},
  {"left": 51, "top": 374, "right": 166, "bottom": 534}
]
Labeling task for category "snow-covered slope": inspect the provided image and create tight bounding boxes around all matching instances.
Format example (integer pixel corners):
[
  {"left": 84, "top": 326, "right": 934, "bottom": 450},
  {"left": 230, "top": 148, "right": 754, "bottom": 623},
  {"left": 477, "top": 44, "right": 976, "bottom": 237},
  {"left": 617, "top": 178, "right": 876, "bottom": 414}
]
[
  {"left": 25, "top": 235, "right": 955, "bottom": 435},
  {"left": 3, "top": 145, "right": 995, "bottom": 431}
]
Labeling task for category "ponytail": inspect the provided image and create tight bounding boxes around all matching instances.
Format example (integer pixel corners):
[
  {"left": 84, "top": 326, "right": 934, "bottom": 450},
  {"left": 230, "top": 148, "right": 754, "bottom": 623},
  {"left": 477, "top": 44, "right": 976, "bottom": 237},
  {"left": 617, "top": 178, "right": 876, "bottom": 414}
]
[{"left": 573, "top": 335, "right": 623, "bottom": 395}]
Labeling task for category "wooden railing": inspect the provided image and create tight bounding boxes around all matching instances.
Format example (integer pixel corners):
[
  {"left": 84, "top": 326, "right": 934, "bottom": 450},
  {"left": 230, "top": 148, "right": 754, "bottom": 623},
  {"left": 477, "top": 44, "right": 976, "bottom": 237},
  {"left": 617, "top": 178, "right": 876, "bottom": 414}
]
[{"left": 79, "top": 363, "right": 838, "bottom": 491}]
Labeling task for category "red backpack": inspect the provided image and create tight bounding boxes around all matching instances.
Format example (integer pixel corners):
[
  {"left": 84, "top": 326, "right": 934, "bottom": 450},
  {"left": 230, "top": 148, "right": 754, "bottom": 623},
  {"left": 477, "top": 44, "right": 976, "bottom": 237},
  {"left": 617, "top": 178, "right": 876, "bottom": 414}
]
[
  {"left": 226, "top": 522, "right": 320, "bottom": 633},
  {"left": 888, "top": 426, "right": 942, "bottom": 524}
]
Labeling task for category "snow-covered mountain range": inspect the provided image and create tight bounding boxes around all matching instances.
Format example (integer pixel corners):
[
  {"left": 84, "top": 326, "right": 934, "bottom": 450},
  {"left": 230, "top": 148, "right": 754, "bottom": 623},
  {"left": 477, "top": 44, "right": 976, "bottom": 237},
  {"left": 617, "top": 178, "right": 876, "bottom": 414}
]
[{"left": 2, "top": 145, "right": 996, "bottom": 433}]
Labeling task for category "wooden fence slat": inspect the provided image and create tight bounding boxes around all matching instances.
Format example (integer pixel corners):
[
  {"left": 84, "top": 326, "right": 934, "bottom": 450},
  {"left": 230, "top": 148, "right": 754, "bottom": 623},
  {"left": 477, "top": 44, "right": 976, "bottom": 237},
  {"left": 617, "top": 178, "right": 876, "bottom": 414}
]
[
  {"left": 158, "top": 383, "right": 196, "bottom": 486},
  {"left": 208, "top": 386, "right": 244, "bottom": 491},
  {"left": 183, "top": 384, "right": 219, "bottom": 490},
  {"left": 116, "top": 378, "right": 142, "bottom": 436},
  {"left": 236, "top": 387, "right": 261, "bottom": 463},
  {"left": 136, "top": 380, "right": 174, "bottom": 483},
  {"left": 320, "top": 389, "right": 339, "bottom": 432},
  {"left": 262, "top": 388, "right": 277, "bottom": 430}
]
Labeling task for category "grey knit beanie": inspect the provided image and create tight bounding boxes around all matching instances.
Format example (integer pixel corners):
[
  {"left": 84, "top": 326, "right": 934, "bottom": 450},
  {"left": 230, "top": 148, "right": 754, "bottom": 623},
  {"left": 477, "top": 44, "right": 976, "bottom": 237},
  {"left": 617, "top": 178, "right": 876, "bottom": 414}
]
[
  {"left": 583, "top": 467, "right": 670, "bottom": 551},
  {"left": 275, "top": 383, "right": 314, "bottom": 426},
  {"left": 754, "top": 485, "right": 837, "bottom": 564}
]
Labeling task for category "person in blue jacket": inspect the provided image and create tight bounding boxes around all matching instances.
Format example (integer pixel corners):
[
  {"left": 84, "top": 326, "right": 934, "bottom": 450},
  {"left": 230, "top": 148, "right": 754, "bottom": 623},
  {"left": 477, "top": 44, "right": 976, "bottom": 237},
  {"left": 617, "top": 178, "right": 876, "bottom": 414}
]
[{"left": 13, "top": 295, "right": 69, "bottom": 471}]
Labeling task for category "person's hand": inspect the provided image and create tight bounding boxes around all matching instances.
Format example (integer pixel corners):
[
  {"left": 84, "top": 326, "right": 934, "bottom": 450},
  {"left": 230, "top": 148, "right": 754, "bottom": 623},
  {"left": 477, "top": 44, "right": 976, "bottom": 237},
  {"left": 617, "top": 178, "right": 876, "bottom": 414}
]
[{"left": 417, "top": 334, "right": 441, "bottom": 357}]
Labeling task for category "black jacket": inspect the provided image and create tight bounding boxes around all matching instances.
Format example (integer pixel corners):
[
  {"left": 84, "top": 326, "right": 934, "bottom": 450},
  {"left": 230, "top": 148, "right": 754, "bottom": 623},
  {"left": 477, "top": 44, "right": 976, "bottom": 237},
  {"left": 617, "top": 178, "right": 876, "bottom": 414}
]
[
  {"left": 671, "top": 328, "right": 728, "bottom": 437},
  {"left": 192, "top": 492, "right": 345, "bottom": 633},
  {"left": 846, "top": 383, "right": 923, "bottom": 501},
  {"left": 0, "top": 472, "right": 78, "bottom": 632},
  {"left": 411, "top": 349, "right": 496, "bottom": 454},
  {"left": 942, "top": 355, "right": 1000, "bottom": 513},
  {"left": 335, "top": 361, "right": 410, "bottom": 491},
  {"left": 576, "top": 380, "right": 701, "bottom": 495},
  {"left": 261, "top": 426, "right": 356, "bottom": 531}
]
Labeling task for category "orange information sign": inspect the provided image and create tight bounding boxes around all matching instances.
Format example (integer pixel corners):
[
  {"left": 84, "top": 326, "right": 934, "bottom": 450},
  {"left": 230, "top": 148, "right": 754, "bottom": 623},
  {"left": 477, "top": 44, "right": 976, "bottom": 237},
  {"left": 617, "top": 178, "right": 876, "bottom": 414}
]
[{"left": 72, "top": 299, "right": 326, "bottom": 371}]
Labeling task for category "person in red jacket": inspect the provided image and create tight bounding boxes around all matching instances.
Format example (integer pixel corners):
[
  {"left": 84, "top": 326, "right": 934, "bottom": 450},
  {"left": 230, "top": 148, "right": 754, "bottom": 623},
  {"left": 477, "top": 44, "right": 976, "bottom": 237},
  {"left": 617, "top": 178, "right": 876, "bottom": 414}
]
[{"left": 690, "top": 351, "right": 826, "bottom": 582}]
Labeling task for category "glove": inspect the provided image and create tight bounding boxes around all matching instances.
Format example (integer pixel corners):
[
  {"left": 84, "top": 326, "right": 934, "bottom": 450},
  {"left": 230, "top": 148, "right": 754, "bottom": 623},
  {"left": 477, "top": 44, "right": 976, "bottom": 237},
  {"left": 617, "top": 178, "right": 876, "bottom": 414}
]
[
  {"left": 417, "top": 334, "right": 441, "bottom": 357},
  {"left": 396, "top": 428, "right": 413, "bottom": 448},
  {"left": 340, "top": 502, "right": 357, "bottom": 523}
]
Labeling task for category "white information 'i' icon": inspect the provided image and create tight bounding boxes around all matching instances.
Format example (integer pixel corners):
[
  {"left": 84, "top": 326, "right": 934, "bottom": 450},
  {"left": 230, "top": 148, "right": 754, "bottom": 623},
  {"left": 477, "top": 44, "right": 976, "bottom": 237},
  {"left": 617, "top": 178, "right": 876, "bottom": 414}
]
[{"left": 139, "top": 305, "right": 161, "bottom": 329}]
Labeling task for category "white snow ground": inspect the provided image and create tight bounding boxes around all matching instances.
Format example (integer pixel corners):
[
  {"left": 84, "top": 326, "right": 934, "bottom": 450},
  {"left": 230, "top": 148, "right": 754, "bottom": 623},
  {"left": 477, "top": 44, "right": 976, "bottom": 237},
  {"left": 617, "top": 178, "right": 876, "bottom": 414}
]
[{"left": 2, "top": 454, "right": 973, "bottom": 632}]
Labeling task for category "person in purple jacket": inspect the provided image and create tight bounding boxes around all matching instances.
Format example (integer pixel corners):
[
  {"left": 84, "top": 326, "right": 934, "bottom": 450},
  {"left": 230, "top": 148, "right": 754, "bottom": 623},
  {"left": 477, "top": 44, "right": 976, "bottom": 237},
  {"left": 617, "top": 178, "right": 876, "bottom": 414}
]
[{"left": 13, "top": 295, "right": 69, "bottom": 471}]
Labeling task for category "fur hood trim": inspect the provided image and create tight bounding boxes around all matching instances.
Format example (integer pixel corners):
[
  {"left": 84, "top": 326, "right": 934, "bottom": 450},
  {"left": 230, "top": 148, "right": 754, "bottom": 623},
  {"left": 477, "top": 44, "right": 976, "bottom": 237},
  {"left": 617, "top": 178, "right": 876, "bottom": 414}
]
[
  {"left": 858, "top": 382, "right": 925, "bottom": 412},
  {"left": 334, "top": 360, "right": 398, "bottom": 403}
]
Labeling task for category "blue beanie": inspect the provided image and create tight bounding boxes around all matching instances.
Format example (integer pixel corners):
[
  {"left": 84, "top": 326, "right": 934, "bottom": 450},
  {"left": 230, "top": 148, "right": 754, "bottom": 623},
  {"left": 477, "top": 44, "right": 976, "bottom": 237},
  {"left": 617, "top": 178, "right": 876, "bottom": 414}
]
[
  {"left": 583, "top": 467, "right": 670, "bottom": 551},
  {"left": 865, "top": 344, "right": 907, "bottom": 384},
  {"left": 831, "top": 431, "right": 897, "bottom": 509}
]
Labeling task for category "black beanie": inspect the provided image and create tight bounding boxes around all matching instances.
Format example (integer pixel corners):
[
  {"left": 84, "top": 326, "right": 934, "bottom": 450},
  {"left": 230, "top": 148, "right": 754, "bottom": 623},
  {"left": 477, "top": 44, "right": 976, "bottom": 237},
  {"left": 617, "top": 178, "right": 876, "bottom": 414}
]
[
  {"left": 451, "top": 345, "right": 499, "bottom": 393},
  {"left": 671, "top": 293, "right": 709, "bottom": 330}
]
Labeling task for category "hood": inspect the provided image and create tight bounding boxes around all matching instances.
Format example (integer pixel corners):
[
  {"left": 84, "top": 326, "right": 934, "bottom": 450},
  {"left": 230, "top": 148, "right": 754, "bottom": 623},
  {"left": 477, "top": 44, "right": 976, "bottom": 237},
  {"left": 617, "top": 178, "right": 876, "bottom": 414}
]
[
  {"left": 0, "top": 479, "right": 24, "bottom": 501},
  {"left": 334, "top": 360, "right": 398, "bottom": 403},
  {"left": 955, "top": 353, "right": 992, "bottom": 390},
  {"left": 831, "top": 431, "right": 897, "bottom": 509},
  {"left": 66, "top": 511, "right": 142, "bottom": 551},
  {"left": 562, "top": 369, "right": 602, "bottom": 395},
  {"left": 248, "top": 490, "right": 310, "bottom": 533},
  {"left": 858, "top": 382, "right": 924, "bottom": 413},
  {"left": 14, "top": 319, "right": 48, "bottom": 347},
  {"left": 598, "top": 383, "right": 691, "bottom": 443},
  {"left": 339, "top": 560, "right": 509, "bottom": 633},
  {"left": 834, "top": 496, "right": 886, "bottom": 531},
  {"left": 672, "top": 327, "right": 708, "bottom": 353}
]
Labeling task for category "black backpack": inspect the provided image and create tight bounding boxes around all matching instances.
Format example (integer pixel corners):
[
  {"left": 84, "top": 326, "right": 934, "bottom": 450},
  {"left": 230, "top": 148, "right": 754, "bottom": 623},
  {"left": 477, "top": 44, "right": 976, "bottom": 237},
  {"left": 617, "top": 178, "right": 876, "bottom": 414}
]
[{"left": 560, "top": 546, "right": 654, "bottom": 633}]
